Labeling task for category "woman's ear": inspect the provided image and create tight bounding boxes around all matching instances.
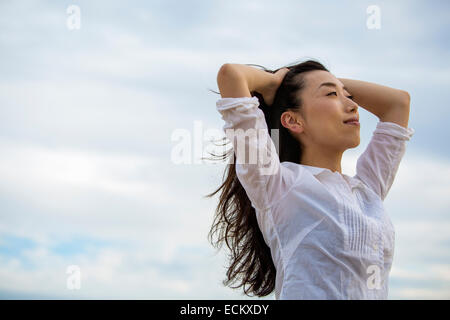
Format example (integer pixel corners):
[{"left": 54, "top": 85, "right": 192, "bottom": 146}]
[{"left": 281, "top": 111, "right": 304, "bottom": 133}]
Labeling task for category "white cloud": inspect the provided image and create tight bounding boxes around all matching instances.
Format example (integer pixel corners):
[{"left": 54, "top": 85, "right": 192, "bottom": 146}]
[
  {"left": 0, "top": 242, "right": 264, "bottom": 299},
  {"left": 390, "top": 288, "right": 450, "bottom": 300}
]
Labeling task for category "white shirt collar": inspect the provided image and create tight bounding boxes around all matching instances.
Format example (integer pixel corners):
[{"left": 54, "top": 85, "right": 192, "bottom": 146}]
[
  {"left": 299, "top": 164, "right": 365, "bottom": 190},
  {"left": 300, "top": 164, "right": 340, "bottom": 176}
]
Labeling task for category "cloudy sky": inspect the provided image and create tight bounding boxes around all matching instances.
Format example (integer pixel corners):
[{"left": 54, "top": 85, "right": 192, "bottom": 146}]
[{"left": 0, "top": 0, "right": 449, "bottom": 299}]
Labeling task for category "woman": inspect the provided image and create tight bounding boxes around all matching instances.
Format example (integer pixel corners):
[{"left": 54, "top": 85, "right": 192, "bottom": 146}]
[{"left": 206, "top": 59, "right": 415, "bottom": 299}]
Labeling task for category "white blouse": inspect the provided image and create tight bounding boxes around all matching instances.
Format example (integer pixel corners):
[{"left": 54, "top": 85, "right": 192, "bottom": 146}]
[{"left": 216, "top": 96, "right": 415, "bottom": 300}]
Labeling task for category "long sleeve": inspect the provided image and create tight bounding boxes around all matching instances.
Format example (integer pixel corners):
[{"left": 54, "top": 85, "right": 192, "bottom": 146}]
[
  {"left": 354, "top": 121, "right": 415, "bottom": 201},
  {"left": 216, "top": 96, "right": 297, "bottom": 211}
]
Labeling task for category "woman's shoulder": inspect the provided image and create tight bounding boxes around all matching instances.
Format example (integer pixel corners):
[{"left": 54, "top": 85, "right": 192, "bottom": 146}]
[{"left": 280, "top": 161, "right": 304, "bottom": 176}]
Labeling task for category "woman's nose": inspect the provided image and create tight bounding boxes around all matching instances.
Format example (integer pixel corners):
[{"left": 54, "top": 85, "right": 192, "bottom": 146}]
[{"left": 347, "top": 101, "right": 358, "bottom": 111}]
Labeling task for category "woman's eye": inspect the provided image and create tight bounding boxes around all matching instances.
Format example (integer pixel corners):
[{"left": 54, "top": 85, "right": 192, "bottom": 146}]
[{"left": 327, "top": 92, "right": 354, "bottom": 101}]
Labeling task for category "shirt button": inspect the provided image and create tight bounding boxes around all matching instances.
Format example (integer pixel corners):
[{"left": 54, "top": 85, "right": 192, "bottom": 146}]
[{"left": 373, "top": 244, "right": 379, "bottom": 250}]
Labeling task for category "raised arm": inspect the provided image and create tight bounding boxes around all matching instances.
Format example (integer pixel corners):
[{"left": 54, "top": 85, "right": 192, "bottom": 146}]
[
  {"left": 215, "top": 64, "right": 293, "bottom": 211},
  {"left": 338, "top": 78, "right": 411, "bottom": 128},
  {"left": 338, "top": 77, "right": 415, "bottom": 200},
  {"left": 217, "top": 63, "right": 289, "bottom": 105}
]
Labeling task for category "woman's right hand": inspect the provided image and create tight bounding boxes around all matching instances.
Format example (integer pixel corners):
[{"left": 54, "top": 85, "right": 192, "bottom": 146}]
[{"left": 259, "top": 68, "right": 290, "bottom": 106}]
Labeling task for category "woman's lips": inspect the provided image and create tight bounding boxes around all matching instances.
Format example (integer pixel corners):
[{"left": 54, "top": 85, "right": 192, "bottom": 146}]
[{"left": 344, "top": 121, "right": 360, "bottom": 126}]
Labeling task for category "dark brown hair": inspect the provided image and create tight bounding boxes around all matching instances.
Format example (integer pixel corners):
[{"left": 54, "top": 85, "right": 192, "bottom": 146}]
[{"left": 204, "top": 59, "right": 329, "bottom": 297}]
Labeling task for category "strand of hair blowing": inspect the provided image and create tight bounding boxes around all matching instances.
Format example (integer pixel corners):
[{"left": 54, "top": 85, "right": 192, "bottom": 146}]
[{"left": 205, "top": 59, "right": 329, "bottom": 297}]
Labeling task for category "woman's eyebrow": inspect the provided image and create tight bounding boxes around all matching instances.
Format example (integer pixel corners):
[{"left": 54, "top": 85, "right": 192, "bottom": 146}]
[{"left": 316, "top": 82, "right": 349, "bottom": 92}]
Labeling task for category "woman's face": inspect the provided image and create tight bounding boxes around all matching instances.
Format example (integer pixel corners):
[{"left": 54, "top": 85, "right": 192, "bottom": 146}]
[{"left": 288, "top": 70, "right": 360, "bottom": 152}]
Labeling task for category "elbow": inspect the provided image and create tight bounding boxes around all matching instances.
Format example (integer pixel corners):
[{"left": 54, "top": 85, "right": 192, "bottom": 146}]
[
  {"left": 216, "top": 63, "right": 251, "bottom": 99},
  {"left": 218, "top": 63, "right": 233, "bottom": 75},
  {"left": 217, "top": 63, "right": 238, "bottom": 83},
  {"left": 217, "top": 64, "right": 229, "bottom": 86},
  {"left": 399, "top": 90, "right": 411, "bottom": 109}
]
